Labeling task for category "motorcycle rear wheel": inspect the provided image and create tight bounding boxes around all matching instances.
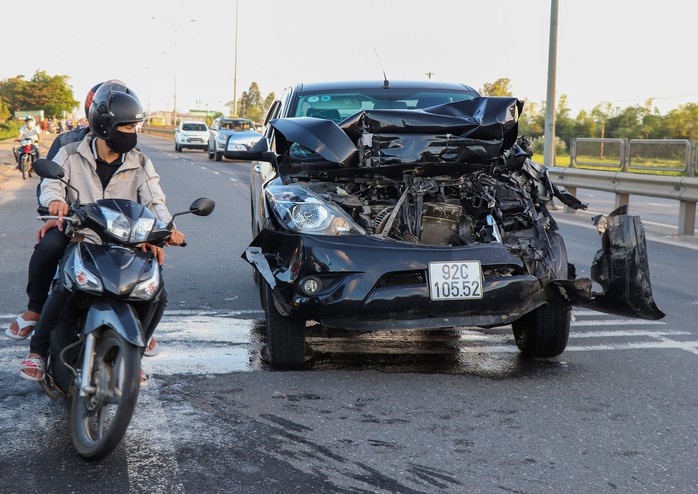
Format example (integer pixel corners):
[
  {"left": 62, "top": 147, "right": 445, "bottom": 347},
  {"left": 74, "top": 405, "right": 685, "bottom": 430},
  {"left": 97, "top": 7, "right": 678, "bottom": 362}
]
[{"left": 71, "top": 328, "right": 140, "bottom": 460}]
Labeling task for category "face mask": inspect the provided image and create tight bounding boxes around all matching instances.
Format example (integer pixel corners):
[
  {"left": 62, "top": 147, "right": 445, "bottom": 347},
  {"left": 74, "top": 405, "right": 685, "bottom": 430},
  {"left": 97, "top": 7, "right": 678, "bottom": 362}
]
[{"left": 106, "top": 130, "right": 138, "bottom": 154}]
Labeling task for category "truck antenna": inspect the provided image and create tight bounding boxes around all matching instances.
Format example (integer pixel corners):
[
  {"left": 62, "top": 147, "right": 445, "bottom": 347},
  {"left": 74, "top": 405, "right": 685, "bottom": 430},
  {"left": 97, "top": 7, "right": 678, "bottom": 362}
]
[{"left": 374, "top": 49, "right": 389, "bottom": 89}]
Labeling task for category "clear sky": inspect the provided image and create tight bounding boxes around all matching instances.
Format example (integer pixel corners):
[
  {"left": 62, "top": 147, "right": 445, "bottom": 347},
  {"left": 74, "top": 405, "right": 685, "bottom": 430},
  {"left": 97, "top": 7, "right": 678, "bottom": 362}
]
[{"left": 4, "top": 0, "right": 697, "bottom": 117}]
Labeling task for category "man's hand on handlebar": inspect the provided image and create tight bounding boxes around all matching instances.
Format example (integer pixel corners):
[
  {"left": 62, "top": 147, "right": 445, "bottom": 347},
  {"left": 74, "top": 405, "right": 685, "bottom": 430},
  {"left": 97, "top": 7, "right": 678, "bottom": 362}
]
[
  {"left": 165, "top": 228, "right": 185, "bottom": 246},
  {"left": 140, "top": 229, "right": 185, "bottom": 265},
  {"left": 48, "top": 200, "right": 70, "bottom": 222}
]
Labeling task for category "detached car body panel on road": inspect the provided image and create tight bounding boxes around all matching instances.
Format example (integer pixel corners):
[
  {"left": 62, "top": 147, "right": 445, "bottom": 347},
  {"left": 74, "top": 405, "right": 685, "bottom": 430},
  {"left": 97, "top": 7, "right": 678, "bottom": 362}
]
[
  {"left": 208, "top": 117, "right": 262, "bottom": 161},
  {"left": 227, "top": 80, "right": 664, "bottom": 365}
]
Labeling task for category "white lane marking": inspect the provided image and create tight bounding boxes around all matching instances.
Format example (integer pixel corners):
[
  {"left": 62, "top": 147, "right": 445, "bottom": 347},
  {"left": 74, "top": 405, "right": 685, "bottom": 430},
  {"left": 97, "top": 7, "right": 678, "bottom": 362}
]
[
  {"left": 126, "top": 385, "right": 186, "bottom": 493},
  {"left": 230, "top": 177, "right": 238, "bottom": 182},
  {"left": 572, "top": 319, "right": 665, "bottom": 327},
  {"left": 3, "top": 311, "right": 697, "bottom": 376},
  {"left": 213, "top": 171, "right": 220, "bottom": 175}
]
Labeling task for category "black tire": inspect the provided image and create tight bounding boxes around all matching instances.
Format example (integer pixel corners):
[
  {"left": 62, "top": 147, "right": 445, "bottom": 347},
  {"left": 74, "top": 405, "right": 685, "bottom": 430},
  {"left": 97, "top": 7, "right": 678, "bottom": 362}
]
[
  {"left": 263, "top": 283, "right": 306, "bottom": 365},
  {"left": 512, "top": 301, "right": 571, "bottom": 358},
  {"left": 208, "top": 145, "right": 214, "bottom": 160},
  {"left": 71, "top": 329, "right": 140, "bottom": 460},
  {"left": 214, "top": 148, "right": 223, "bottom": 161},
  {"left": 175, "top": 142, "right": 181, "bottom": 152},
  {"left": 27, "top": 156, "right": 33, "bottom": 178},
  {"left": 20, "top": 156, "right": 28, "bottom": 180}
]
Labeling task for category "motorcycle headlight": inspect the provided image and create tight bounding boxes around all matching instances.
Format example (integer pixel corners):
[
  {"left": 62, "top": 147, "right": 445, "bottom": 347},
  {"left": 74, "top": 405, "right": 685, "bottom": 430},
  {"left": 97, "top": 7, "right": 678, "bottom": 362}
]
[
  {"left": 131, "top": 218, "right": 156, "bottom": 242},
  {"left": 266, "top": 184, "right": 365, "bottom": 236},
  {"left": 68, "top": 247, "right": 103, "bottom": 294},
  {"left": 130, "top": 264, "right": 161, "bottom": 300},
  {"left": 100, "top": 207, "right": 155, "bottom": 243}
]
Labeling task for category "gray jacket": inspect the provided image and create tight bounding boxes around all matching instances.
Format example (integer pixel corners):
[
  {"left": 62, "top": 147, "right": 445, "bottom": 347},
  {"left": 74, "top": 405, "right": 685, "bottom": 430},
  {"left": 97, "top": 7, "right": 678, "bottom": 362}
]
[{"left": 40, "top": 134, "right": 173, "bottom": 226}]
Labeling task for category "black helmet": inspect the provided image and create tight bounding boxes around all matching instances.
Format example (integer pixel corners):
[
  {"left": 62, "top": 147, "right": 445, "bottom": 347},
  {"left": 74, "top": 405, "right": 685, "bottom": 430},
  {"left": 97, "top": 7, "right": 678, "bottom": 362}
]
[{"left": 88, "top": 80, "right": 144, "bottom": 140}]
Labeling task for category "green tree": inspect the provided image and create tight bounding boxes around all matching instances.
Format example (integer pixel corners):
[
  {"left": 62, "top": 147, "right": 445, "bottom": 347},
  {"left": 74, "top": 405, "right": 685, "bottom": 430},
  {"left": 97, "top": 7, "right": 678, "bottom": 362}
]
[
  {"left": 239, "top": 82, "right": 264, "bottom": 122},
  {"left": 518, "top": 99, "right": 544, "bottom": 137},
  {"left": 606, "top": 105, "right": 648, "bottom": 139},
  {"left": 226, "top": 82, "right": 276, "bottom": 122},
  {"left": 480, "top": 78, "right": 513, "bottom": 97},
  {"left": 0, "top": 70, "right": 78, "bottom": 118},
  {"left": 665, "top": 103, "right": 698, "bottom": 140},
  {"left": 0, "top": 100, "right": 10, "bottom": 122},
  {"left": 553, "top": 94, "right": 576, "bottom": 150},
  {"left": 589, "top": 102, "right": 614, "bottom": 139}
]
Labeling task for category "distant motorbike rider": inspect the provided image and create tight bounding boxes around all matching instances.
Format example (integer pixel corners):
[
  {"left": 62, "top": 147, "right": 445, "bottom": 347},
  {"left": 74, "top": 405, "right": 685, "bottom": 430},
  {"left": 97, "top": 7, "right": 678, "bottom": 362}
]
[{"left": 14, "top": 115, "right": 41, "bottom": 166}]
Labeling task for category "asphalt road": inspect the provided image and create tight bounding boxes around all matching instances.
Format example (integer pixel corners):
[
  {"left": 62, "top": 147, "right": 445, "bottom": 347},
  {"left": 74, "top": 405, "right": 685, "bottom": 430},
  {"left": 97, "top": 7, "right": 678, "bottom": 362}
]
[{"left": 0, "top": 134, "right": 696, "bottom": 493}]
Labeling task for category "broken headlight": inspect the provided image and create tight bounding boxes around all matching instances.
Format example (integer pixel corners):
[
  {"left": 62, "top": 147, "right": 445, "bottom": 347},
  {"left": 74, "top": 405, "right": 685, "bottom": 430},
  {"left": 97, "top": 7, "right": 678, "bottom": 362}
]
[{"left": 265, "top": 184, "right": 365, "bottom": 236}]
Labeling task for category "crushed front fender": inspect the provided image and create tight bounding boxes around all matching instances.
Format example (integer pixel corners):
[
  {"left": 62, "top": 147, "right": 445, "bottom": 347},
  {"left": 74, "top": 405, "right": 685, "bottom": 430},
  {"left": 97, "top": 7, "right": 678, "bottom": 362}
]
[
  {"left": 587, "top": 207, "right": 664, "bottom": 319},
  {"left": 553, "top": 207, "right": 664, "bottom": 320}
]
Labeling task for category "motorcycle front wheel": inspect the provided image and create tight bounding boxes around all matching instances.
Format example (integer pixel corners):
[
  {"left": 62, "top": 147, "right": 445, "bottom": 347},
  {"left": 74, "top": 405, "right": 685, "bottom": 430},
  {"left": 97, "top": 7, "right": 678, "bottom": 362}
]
[
  {"left": 71, "top": 328, "right": 140, "bottom": 460},
  {"left": 20, "top": 155, "right": 28, "bottom": 180}
]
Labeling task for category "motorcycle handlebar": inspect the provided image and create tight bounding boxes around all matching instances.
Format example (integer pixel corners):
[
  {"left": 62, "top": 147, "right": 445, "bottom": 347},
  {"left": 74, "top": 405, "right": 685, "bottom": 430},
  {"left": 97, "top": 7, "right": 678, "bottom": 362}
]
[{"left": 37, "top": 206, "right": 74, "bottom": 217}]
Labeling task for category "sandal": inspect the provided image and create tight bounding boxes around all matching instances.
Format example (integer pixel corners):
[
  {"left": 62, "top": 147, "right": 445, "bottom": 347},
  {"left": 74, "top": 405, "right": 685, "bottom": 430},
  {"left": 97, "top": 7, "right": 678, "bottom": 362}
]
[
  {"left": 5, "top": 315, "right": 38, "bottom": 341},
  {"left": 140, "top": 368, "right": 148, "bottom": 388},
  {"left": 143, "top": 336, "right": 160, "bottom": 357},
  {"left": 20, "top": 355, "right": 45, "bottom": 381}
]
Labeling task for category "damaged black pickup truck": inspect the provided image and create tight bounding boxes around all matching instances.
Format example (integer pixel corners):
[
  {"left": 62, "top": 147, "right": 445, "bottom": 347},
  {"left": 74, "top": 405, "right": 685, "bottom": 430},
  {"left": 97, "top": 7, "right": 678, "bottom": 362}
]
[{"left": 226, "top": 80, "right": 663, "bottom": 365}]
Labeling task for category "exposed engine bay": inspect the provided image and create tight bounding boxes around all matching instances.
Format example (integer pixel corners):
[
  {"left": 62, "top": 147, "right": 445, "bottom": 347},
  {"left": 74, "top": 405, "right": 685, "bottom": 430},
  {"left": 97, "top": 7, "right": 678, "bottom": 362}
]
[{"left": 295, "top": 140, "right": 574, "bottom": 248}]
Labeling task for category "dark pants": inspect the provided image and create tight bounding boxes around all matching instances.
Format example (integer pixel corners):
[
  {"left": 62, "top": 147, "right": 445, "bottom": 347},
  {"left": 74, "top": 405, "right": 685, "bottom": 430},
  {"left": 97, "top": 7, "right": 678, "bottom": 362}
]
[{"left": 27, "top": 227, "right": 69, "bottom": 314}]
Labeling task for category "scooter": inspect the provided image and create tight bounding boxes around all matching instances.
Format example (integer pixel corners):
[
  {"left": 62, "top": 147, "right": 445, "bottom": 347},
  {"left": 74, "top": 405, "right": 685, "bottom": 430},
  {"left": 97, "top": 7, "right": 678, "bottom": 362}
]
[
  {"left": 16, "top": 137, "right": 37, "bottom": 180},
  {"left": 31, "top": 159, "right": 215, "bottom": 460}
]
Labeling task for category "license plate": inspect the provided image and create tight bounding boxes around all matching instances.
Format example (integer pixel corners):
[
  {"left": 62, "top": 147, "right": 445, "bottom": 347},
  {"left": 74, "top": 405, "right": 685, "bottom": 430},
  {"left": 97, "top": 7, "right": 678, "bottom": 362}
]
[{"left": 428, "top": 261, "right": 483, "bottom": 301}]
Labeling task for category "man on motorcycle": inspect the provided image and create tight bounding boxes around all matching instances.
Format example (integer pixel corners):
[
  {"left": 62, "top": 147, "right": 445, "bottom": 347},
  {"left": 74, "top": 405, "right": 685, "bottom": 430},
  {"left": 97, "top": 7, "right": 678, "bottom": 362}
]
[
  {"left": 13, "top": 115, "right": 41, "bottom": 166},
  {"left": 6, "top": 80, "right": 184, "bottom": 382},
  {"left": 9, "top": 83, "right": 161, "bottom": 356}
]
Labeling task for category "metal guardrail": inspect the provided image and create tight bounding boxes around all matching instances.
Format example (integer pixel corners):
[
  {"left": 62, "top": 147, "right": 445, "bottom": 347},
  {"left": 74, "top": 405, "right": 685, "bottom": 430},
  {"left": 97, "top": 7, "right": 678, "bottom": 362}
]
[
  {"left": 571, "top": 137, "right": 696, "bottom": 175},
  {"left": 549, "top": 166, "right": 698, "bottom": 236},
  {"left": 554, "top": 138, "right": 698, "bottom": 236},
  {"left": 142, "top": 126, "right": 174, "bottom": 138}
]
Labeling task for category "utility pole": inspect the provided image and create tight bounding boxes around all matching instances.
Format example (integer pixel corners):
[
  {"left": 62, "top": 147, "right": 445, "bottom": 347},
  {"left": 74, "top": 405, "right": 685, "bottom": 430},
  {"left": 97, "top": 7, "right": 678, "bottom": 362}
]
[
  {"left": 233, "top": 0, "right": 239, "bottom": 116},
  {"left": 152, "top": 17, "right": 196, "bottom": 127},
  {"left": 543, "top": 0, "right": 559, "bottom": 167}
]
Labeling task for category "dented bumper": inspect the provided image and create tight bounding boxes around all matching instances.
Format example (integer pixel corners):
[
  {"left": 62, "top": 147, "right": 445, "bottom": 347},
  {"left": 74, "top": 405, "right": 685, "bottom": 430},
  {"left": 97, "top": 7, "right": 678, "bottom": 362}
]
[
  {"left": 244, "top": 231, "right": 547, "bottom": 330},
  {"left": 244, "top": 206, "right": 664, "bottom": 331}
]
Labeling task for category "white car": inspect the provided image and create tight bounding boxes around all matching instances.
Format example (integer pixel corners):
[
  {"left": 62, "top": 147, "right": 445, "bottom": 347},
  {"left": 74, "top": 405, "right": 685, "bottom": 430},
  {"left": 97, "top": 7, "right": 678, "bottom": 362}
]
[{"left": 174, "top": 121, "right": 209, "bottom": 152}]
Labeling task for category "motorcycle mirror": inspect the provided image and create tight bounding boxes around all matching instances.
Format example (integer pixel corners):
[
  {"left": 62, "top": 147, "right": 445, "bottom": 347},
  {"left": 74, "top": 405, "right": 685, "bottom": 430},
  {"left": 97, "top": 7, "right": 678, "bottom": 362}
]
[
  {"left": 33, "top": 159, "right": 65, "bottom": 179},
  {"left": 189, "top": 197, "right": 215, "bottom": 216},
  {"left": 167, "top": 197, "right": 215, "bottom": 228}
]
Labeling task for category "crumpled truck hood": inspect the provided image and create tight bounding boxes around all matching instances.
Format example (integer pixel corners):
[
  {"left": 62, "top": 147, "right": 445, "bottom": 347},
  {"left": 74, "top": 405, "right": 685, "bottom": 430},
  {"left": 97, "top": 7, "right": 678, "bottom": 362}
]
[{"left": 269, "top": 96, "right": 523, "bottom": 171}]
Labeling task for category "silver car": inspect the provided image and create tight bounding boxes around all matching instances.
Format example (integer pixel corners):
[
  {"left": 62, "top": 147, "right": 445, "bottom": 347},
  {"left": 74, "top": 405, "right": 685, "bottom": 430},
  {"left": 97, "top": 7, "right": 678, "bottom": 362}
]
[{"left": 208, "top": 117, "right": 262, "bottom": 161}]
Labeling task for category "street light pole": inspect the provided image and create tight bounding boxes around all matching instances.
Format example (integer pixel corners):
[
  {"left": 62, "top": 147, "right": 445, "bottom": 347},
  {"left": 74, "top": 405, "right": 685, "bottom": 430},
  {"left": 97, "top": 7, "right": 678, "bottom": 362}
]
[
  {"left": 233, "top": 0, "right": 239, "bottom": 116},
  {"left": 152, "top": 17, "right": 196, "bottom": 127},
  {"left": 543, "top": 0, "right": 559, "bottom": 167}
]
